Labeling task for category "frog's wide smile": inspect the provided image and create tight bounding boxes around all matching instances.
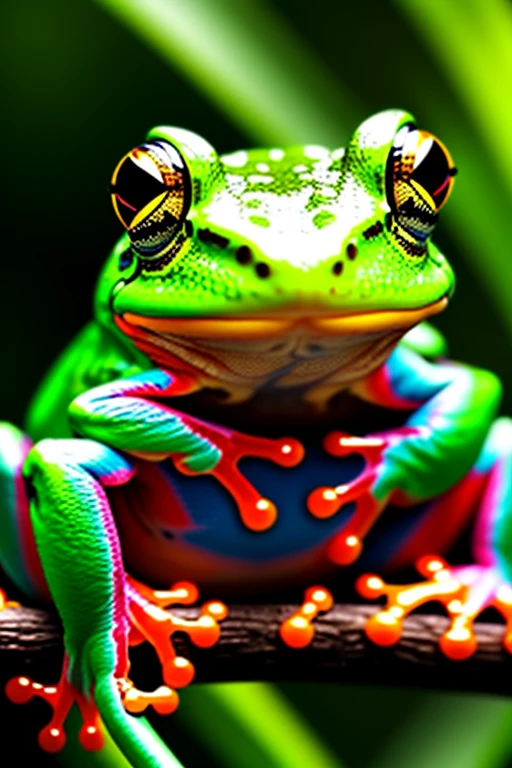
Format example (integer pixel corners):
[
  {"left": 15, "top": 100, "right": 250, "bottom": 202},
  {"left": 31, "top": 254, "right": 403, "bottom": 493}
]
[{"left": 117, "top": 296, "right": 448, "bottom": 340}]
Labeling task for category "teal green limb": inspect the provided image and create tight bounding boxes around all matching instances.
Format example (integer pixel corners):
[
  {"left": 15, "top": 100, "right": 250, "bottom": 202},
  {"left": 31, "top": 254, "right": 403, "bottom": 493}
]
[
  {"left": 69, "top": 369, "right": 220, "bottom": 472},
  {"left": 92, "top": 0, "right": 360, "bottom": 146},
  {"left": 25, "top": 438, "right": 184, "bottom": 767},
  {"left": 93, "top": 674, "right": 185, "bottom": 768},
  {"left": 23, "top": 438, "right": 135, "bottom": 674},
  {"left": 177, "top": 683, "right": 345, "bottom": 768},
  {"left": 375, "top": 348, "right": 502, "bottom": 501},
  {"left": 480, "top": 419, "right": 512, "bottom": 580},
  {"left": 400, "top": 322, "right": 448, "bottom": 360}
]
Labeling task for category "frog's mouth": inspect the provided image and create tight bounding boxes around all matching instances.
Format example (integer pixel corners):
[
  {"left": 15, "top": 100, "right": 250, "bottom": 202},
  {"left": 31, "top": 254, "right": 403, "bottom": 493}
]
[
  {"left": 117, "top": 296, "right": 447, "bottom": 339},
  {"left": 114, "top": 296, "right": 448, "bottom": 397}
]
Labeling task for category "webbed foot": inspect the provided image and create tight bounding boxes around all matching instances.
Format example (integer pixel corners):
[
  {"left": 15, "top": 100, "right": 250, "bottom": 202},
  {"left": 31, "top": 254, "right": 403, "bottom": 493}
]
[
  {"left": 307, "top": 428, "right": 418, "bottom": 565},
  {"left": 127, "top": 577, "right": 227, "bottom": 688},
  {"left": 280, "top": 586, "right": 333, "bottom": 648},
  {"left": 175, "top": 430, "right": 304, "bottom": 531},
  {"left": 5, "top": 654, "right": 179, "bottom": 752},
  {"left": 357, "top": 556, "right": 512, "bottom": 659},
  {"left": 6, "top": 657, "right": 103, "bottom": 752}
]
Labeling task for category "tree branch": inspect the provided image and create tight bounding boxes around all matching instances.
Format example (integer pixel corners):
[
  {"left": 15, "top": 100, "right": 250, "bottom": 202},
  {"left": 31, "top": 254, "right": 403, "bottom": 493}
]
[{"left": 1, "top": 604, "right": 512, "bottom": 696}]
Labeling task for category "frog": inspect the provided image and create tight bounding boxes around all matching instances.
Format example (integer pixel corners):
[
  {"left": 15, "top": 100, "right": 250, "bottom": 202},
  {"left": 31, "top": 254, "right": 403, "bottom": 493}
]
[{"left": 1, "top": 108, "right": 511, "bottom": 768}]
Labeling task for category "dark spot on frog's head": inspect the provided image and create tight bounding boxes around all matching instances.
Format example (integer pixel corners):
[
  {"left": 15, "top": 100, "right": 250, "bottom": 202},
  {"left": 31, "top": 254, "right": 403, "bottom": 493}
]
[
  {"left": 197, "top": 228, "right": 230, "bottom": 249},
  {"left": 236, "top": 245, "right": 252, "bottom": 265},
  {"left": 346, "top": 243, "right": 357, "bottom": 260},
  {"left": 119, "top": 248, "right": 134, "bottom": 271},
  {"left": 161, "top": 529, "right": 175, "bottom": 540},
  {"left": 255, "top": 262, "right": 271, "bottom": 278},
  {"left": 332, "top": 260, "right": 343, "bottom": 276},
  {"left": 362, "top": 221, "right": 383, "bottom": 240}
]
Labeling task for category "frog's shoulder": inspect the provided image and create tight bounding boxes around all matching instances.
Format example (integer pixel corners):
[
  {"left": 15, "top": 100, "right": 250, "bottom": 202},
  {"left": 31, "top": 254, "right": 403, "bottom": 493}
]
[
  {"left": 25, "top": 322, "right": 145, "bottom": 440},
  {"left": 399, "top": 321, "right": 448, "bottom": 361}
]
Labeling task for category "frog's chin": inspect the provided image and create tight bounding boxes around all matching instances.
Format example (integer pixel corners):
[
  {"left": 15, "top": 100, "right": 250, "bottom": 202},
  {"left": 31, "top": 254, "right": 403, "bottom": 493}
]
[
  {"left": 117, "top": 296, "right": 448, "bottom": 340},
  {"left": 114, "top": 296, "right": 448, "bottom": 399}
]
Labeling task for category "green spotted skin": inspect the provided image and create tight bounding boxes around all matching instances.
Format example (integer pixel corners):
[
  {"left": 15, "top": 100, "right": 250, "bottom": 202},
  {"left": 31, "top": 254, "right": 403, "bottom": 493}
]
[{"left": 97, "top": 111, "right": 454, "bottom": 331}]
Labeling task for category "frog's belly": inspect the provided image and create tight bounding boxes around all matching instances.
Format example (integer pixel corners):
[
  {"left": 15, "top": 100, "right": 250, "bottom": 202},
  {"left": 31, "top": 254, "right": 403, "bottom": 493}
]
[{"left": 110, "top": 438, "right": 469, "bottom": 597}]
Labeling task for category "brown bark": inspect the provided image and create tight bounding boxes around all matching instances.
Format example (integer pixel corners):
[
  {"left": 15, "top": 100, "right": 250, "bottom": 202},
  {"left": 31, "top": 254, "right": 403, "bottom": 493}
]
[{"left": 1, "top": 604, "right": 512, "bottom": 696}]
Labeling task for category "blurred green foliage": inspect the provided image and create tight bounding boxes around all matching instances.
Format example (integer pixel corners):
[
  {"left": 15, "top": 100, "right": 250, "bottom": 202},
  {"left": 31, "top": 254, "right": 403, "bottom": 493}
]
[{"left": 2, "top": 0, "right": 512, "bottom": 766}]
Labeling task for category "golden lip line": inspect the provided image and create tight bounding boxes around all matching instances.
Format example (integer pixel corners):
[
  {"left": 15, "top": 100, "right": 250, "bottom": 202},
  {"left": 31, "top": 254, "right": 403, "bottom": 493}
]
[{"left": 122, "top": 297, "right": 448, "bottom": 339}]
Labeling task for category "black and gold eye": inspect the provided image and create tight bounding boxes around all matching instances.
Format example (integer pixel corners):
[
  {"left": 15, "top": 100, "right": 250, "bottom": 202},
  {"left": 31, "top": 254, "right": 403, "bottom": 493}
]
[
  {"left": 110, "top": 140, "right": 191, "bottom": 257},
  {"left": 386, "top": 124, "right": 457, "bottom": 244}
]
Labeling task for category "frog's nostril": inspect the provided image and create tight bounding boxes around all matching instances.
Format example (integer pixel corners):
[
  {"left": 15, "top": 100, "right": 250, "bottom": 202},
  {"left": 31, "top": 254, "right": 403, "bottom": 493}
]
[
  {"left": 255, "top": 262, "right": 271, "bottom": 278},
  {"left": 346, "top": 243, "right": 358, "bottom": 260},
  {"left": 332, "top": 261, "right": 343, "bottom": 276},
  {"left": 236, "top": 246, "right": 253, "bottom": 265}
]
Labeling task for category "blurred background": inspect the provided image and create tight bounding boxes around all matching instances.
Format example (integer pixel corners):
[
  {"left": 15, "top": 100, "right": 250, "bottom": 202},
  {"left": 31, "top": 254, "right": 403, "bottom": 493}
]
[{"left": 2, "top": 0, "right": 512, "bottom": 766}]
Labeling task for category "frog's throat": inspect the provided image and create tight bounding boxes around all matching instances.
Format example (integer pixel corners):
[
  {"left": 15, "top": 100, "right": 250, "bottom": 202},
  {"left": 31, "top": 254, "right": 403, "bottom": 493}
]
[
  {"left": 114, "top": 298, "right": 447, "bottom": 401},
  {"left": 120, "top": 297, "right": 447, "bottom": 339}
]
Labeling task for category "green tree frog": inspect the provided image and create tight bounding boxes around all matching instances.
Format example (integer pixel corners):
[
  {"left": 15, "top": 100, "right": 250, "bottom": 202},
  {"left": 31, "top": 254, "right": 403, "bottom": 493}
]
[{"left": 1, "top": 110, "right": 510, "bottom": 768}]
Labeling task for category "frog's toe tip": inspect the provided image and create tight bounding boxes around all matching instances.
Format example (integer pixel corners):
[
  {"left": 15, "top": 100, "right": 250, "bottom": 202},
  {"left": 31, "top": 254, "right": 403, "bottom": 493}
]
[
  {"left": 5, "top": 676, "right": 34, "bottom": 704},
  {"left": 38, "top": 725, "right": 67, "bottom": 753},
  {"left": 365, "top": 612, "right": 403, "bottom": 646},
  {"left": 164, "top": 657, "right": 195, "bottom": 688},
  {"left": 439, "top": 627, "right": 477, "bottom": 660},
  {"left": 79, "top": 724, "right": 104, "bottom": 751}
]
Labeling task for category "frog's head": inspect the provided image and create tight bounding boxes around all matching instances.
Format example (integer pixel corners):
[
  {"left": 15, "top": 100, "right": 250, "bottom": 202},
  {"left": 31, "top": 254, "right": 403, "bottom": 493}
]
[{"left": 97, "top": 111, "right": 456, "bottom": 394}]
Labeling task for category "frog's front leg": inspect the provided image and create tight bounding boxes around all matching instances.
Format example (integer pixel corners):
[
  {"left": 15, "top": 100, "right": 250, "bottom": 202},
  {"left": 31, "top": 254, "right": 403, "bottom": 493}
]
[
  {"left": 69, "top": 368, "right": 304, "bottom": 531},
  {"left": 6, "top": 437, "right": 222, "bottom": 767},
  {"left": 357, "top": 416, "right": 512, "bottom": 659},
  {"left": 306, "top": 345, "right": 502, "bottom": 565}
]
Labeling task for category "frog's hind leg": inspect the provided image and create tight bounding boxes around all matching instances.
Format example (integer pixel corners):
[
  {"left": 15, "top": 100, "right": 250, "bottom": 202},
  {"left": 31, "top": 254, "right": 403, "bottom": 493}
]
[
  {"left": 358, "top": 417, "right": 512, "bottom": 659},
  {"left": 0, "top": 422, "right": 47, "bottom": 599},
  {"left": 5, "top": 437, "right": 187, "bottom": 767}
]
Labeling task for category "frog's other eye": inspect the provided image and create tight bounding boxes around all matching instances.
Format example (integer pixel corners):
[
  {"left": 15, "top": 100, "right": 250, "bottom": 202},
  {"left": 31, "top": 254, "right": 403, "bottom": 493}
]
[
  {"left": 386, "top": 125, "right": 457, "bottom": 243},
  {"left": 110, "top": 140, "right": 191, "bottom": 257}
]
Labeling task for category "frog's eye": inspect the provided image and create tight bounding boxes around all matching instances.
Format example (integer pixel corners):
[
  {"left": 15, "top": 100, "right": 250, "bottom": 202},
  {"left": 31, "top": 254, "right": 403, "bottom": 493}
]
[
  {"left": 110, "top": 140, "right": 191, "bottom": 257},
  {"left": 386, "top": 125, "right": 457, "bottom": 243}
]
